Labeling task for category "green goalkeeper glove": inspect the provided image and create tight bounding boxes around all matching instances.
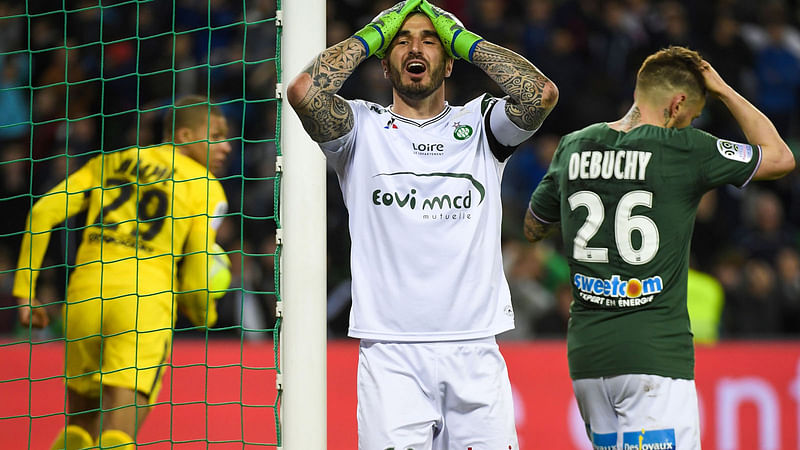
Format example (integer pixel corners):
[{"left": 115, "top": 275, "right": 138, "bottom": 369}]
[
  {"left": 354, "top": 0, "right": 423, "bottom": 59},
  {"left": 419, "top": 0, "right": 484, "bottom": 62}
]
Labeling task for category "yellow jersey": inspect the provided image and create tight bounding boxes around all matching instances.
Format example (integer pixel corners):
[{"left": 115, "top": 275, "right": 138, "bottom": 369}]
[{"left": 13, "top": 144, "right": 228, "bottom": 325}]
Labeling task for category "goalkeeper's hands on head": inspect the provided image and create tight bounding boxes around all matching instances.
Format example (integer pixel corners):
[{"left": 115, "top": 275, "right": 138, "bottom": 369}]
[
  {"left": 353, "top": 0, "right": 423, "bottom": 59},
  {"left": 419, "top": 0, "right": 483, "bottom": 62}
]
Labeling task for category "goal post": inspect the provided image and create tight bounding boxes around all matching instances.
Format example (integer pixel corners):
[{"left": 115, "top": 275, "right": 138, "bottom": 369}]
[
  {"left": 0, "top": 0, "right": 325, "bottom": 447},
  {"left": 278, "top": 0, "right": 327, "bottom": 449}
]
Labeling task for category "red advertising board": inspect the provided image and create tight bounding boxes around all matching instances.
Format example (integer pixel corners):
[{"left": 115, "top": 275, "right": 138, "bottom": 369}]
[
  {"left": 2, "top": 340, "right": 799, "bottom": 449},
  {"left": 330, "top": 340, "right": 800, "bottom": 449}
]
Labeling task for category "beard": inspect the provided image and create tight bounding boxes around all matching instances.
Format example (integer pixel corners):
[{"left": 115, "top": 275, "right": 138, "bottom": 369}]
[{"left": 387, "top": 56, "right": 448, "bottom": 101}]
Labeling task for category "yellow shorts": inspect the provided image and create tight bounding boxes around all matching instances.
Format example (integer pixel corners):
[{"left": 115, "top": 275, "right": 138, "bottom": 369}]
[{"left": 63, "top": 285, "right": 174, "bottom": 404}]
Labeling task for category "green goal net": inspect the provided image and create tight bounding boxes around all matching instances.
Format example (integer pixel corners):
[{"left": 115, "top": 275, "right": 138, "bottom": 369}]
[{"left": 0, "top": 0, "right": 282, "bottom": 448}]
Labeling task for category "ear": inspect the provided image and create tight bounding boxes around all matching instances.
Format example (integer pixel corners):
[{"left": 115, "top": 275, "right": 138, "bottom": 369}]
[
  {"left": 444, "top": 57, "right": 454, "bottom": 78},
  {"left": 174, "top": 126, "right": 193, "bottom": 144},
  {"left": 669, "top": 94, "right": 687, "bottom": 117},
  {"left": 381, "top": 59, "right": 390, "bottom": 79}
]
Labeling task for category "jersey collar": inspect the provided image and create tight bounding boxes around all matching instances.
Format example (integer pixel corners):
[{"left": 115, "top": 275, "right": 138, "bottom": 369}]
[{"left": 388, "top": 103, "right": 452, "bottom": 128}]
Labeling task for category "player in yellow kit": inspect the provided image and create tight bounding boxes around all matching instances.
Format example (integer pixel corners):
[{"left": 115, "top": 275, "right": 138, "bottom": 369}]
[{"left": 13, "top": 95, "right": 231, "bottom": 449}]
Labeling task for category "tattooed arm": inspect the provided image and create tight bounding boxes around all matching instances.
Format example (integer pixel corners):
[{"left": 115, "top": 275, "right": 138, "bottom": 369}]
[
  {"left": 418, "top": 1, "right": 557, "bottom": 131},
  {"left": 523, "top": 208, "right": 558, "bottom": 243},
  {"left": 287, "top": 1, "right": 422, "bottom": 142},
  {"left": 286, "top": 38, "right": 367, "bottom": 143},
  {"left": 471, "top": 41, "right": 559, "bottom": 131}
]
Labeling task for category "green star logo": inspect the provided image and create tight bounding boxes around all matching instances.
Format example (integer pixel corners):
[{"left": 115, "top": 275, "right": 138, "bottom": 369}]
[{"left": 453, "top": 124, "right": 473, "bottom": 140}]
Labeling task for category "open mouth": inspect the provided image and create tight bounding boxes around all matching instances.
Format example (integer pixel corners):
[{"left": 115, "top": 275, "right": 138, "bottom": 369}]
[{"left": 405, "top": 61, "right": 426, "bottom": 75}]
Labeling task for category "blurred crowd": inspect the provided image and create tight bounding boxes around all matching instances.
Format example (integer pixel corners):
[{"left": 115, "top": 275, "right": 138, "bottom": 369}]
[
  {"left": 0, "top": 0, "right": 281, "bottom": 339},
  {"left": 1, "top": 0, "right": 799, "bottom": 341}
]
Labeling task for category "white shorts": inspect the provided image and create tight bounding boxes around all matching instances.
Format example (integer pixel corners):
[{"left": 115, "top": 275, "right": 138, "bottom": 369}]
[
  {"left": 357, "top": 337, "right": 518, "bottom": 450},
  {"left": 572, "top": 374, "right": 701, "bottom": 449}
]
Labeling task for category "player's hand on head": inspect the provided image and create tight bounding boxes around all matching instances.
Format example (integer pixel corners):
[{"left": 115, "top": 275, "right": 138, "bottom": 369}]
[
  {"left": 698, "top": 60, "right": 729, "bottom": 98},
  {"left": 354, "top": 0, "right": 423, "bottom": 59},
  {"left": 419, "top": 0, "right": 483, "bottom": 61},
  {"left": 16, "top": 297, "right": 50, "bottom": 329}
]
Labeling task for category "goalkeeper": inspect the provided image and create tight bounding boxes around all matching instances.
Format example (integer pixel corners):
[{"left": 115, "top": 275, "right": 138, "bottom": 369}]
[
  {"left": 13, "top": 95, "right": 231, "bottom": 450},
  {"left": 288, "top": 1, "right": 557, "bottom": 448}
]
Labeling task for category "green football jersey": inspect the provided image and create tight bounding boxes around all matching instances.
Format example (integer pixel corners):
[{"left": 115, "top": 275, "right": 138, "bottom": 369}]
[{"left": 530, "top": 123, "right": 760, "bottom": 379}]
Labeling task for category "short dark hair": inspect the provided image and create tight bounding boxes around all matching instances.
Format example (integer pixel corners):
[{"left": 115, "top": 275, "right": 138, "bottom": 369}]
[
  {"left": 162, "top": 95, "right": 223, "bottom": 141},
  {"left": 636, "top": 46, "right": 706, "bottom": 102}
]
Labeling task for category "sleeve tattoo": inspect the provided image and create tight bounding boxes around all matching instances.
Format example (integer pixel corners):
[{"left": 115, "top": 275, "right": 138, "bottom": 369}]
[
  {"left": 294, "top": 38, "right": 366, "bottom": 142},
  {"left": 471, "top": 41, "right": 556, "bottom": 131},
  {"left": 524, "top": 209, "right": 558, "bottom": 243}
]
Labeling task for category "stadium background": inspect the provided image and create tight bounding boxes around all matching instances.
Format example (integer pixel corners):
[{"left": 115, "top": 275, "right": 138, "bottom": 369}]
[{"left": 1, "top": 0, "right": 800, "bottom": 448}]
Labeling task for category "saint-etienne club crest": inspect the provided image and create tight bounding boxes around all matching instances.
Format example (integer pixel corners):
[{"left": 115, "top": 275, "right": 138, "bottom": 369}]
[{"left": 452, "top": 122, "right": 473, "bottom": 140}]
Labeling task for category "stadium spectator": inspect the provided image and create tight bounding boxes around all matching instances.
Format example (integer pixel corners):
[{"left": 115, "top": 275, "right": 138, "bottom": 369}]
[
  {"left": 533, "top": 282, "right": 572, "bottom": 338},
  {"left": 654, "top": 1, "right": 694, "bottom": 48},
  {"left": 503, "top": 241, "right": 557, "bottom": 340},
  {"left": 742, "top": 1, "right": 800, "bottom": 136},
  {"left": 725, "top": 259, "right": 784, "bottom": 336},
  {"left": 686, "top": 267, "right": 725, "bottom": 345},
  {"left": 690, "top": 190, "right": 737, "bottom": 273},
  {"left": 737, "top": 188, "right": 797, "bottom": 264},
  {"left": 521, "top": 0, "right": 556, "bottom": 60},
  {"left": 698, "top": 12, "right": 756, "bottom": 139},
  {"left": 0, "top": 54, "right": 30, "bottom": 142},
  {"left": 776, "top": 247, "right": 800, "bottom": 334},
  {"left": 468, "top": 0, "right": 521, "bottom": 50},
  {"left": 501, "top": 133, "right": 559, "bottom": 226}
]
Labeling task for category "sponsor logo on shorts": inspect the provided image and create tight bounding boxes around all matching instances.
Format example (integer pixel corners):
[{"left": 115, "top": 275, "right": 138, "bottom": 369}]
[
  {"left": 716, "top": 139, "right": 753, "bottom": 163},
  {"left": 622, "top": 428, "right": 676, "bottom": 449},
  {"left": 467, "top": 446, "right": 513, "bottom": 450},
  {"left": 574, "top": 273, "right": 663, "bottom": 308},
  {"left": 592, "top": 430, "right": 617, "bottom": 449}
]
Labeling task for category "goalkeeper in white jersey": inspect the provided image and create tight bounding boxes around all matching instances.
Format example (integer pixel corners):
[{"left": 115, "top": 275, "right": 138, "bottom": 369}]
[{"left": 287, "top": 1, "right": 557, "bottom": 448}]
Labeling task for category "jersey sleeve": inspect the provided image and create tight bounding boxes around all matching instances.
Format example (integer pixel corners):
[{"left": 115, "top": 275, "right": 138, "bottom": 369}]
[
  {"left": 693, "top": 129, "right": 761, "bottom": 190},
  {"left": 474, "top": 94, "right": 536, "bottom": 163},
  {"left": 487, "top": 96, "right": 537, "bottom": 145},
  {"left": 175, "top": 178, "right": 227, "bottom": 327},
  {"left": 317, "top": 99, "right": 362, "bottom": 171},
  {"left": 208, "top": 180, "right": 228, "bottom": 233},
  {"left": 528, "top": 139, "right": 565, "bottom": 223},
  {"left": 13, "top": 156, "right": 99, "bottom": 300}
]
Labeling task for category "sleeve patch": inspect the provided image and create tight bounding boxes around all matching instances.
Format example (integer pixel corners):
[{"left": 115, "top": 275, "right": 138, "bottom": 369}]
[
  {"left": 716, "top": 139, "right": 753, "bottom": 163},
  {"left": 210, "top": 200, "right": 228, "bottom": 230}
]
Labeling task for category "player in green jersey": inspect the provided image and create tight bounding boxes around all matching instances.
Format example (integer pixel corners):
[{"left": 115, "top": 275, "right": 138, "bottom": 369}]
[{"left": 525, "top": 46, "right": 794, "bottom": 449}]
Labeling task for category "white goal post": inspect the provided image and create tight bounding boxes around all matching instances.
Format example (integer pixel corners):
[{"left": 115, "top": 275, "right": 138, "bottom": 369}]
[{"left": 279, "top": 0, "right": 327, "bottom": 448}]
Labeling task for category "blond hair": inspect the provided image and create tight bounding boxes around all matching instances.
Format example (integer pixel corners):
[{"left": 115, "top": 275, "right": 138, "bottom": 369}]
[{"left": 636, "top": 46, "right": 706, "bottom": 103}]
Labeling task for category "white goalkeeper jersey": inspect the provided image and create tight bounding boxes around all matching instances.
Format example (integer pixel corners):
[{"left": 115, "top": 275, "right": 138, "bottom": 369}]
[{"left": 319, "top": 94, "right": 535, "bottom": 341}]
